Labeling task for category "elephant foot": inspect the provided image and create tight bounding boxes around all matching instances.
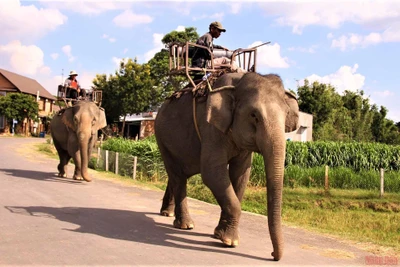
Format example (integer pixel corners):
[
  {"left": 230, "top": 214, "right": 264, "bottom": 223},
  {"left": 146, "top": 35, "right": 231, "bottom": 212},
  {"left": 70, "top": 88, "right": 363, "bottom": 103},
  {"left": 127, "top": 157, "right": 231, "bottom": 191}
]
[
  {"left": 58, "top": 173, "right": 67, "bottom": 178},
  {"left": 214, "top": 223, "right": 239, "bottom": 247},
  {"left": 173, "top": 217, "right": 194, "bottom": 230},
  {"left": 271, "top": 251, "right": 282, "bottom": 261},
  {"left": 160, "top": 209, "right": 174, "bottom": 217},
  {"left": 73, "top": 175, "right": 84, "bottom": 181}
]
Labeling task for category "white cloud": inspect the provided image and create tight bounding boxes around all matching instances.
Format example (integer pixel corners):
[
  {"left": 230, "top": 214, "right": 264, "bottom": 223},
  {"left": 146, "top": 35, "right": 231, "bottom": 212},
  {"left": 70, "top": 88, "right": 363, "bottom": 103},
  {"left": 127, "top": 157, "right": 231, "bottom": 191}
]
[
  {"left": 62, "top": 45, "right": 75, "bottom": 62},
  {"left": 259, "top": 2, "right": 400, "bottom": 34},
  {"left": 0, "top": 0, "right": 67, "bottom": 42},
  {"left": 39, "top": 1, "right": 132, "bottom": 16},
  {"left": 230, "top": 3, "right": 242, "bottom": 14},
  {"left": 112, "top": 57, "right": 129, "bottom": 69},
  {"left": 193, "top": 12, "right": 225, "bottom": 22},
  {"left": 113, "top": 10, "right": 153, "bottom": 28},
  {"left": 176, "top": 26, "right": 186, "bottom": 32},
  {"left": 76, "top": 72, "right": 97, "bottom": 89},
  {"left": 50, "top": 53, "right": 59, "bottom": 60},
  {"left": 102, "top": 34, "right": 116, "bottom": 43},
  {"left": 248, "top": 42, "right": 289, "bottom": 69},
  {"left": 123, "top": 48, "right": 129, "bottom": 54},
  {"left": 0, "top": 40, "right": 50, "bottom": 76},
  {"left": 327, "top": 33, "right": 334, "bottom": 39},
  {"left": 373, "top": 90, "right": 394, "bottom": 98},
  {"left": 332, "top": 22, "right": 400, "bottom": 50},
  {"left": 210, "top": 12, "right": 225, "bottom": 22},
  {"left": 288, "top": 45, "right": 317, "bottom": 53},
  {"left": 143, "top": 33, "right": 165, "bottom": 62},
  {"left": 300, "top": 64, "right": 365, "bottom": 94}
]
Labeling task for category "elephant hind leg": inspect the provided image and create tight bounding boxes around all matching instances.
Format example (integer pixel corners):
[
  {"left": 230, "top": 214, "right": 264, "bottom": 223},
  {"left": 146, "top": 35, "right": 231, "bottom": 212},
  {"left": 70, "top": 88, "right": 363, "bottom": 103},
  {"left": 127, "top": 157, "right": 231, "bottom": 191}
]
[
  {"left": 171, "top": 176, "right": 194, "bottom": 230},
  {"left": 57, "top": 151, "right": 71, "bottom": 178},
  {"left": 160, "top": 180, "right": 175, "bottom": 217},
  {"left": 162, "top": 163, "right": 194, "bottom": 229}
]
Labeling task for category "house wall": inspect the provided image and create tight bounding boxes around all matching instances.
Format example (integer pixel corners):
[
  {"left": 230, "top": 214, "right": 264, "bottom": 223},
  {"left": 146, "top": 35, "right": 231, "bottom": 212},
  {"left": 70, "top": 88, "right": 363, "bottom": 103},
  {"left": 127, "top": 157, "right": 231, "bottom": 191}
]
[
  {"left": 285, "top": 111, "right": 313, "bottom": 142},
  {"left": 140, "top": 120, "right": 155, "bottom": 139}
]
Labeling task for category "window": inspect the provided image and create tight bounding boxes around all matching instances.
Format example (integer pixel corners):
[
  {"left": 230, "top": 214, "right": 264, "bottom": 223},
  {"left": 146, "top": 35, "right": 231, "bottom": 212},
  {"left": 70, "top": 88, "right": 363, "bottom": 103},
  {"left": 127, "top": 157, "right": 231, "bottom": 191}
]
[
  {"left": 0, "top": 115, "right": 4, "bottom": 129},
  {"left": 38, "top": 99, "right": 45, "bottom": 111}
]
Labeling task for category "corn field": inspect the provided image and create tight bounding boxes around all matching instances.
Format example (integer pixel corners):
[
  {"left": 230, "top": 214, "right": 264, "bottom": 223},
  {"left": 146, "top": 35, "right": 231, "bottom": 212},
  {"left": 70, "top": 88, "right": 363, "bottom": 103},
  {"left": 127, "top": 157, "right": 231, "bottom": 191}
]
[
  {"left": 95, "top": 137, "right": 400, "bottom": 192},
  {"left": 285, "top": 141, "right": 400, "bottom": 171}
]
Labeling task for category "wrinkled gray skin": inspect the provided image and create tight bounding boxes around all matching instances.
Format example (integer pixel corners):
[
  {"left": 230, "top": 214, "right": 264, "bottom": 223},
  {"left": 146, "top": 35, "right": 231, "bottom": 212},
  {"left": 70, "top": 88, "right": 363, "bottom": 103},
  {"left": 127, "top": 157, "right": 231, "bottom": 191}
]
[
  {"left": 50, "top": 101, "right": 107, "bottom": 182},
  {"left": 155, "top": 72, "right": 299, "bottom": 261}
]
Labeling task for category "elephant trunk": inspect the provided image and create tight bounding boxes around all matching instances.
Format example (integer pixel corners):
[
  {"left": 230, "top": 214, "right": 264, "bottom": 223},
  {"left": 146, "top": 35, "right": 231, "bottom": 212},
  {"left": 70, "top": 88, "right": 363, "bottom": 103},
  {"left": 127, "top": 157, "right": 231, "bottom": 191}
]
[
  {"left": 78, "top": 130, "right": 92, "bottom": 182},
  {"left": 259, "top": 121, "right": 285, "bottom": 261}
]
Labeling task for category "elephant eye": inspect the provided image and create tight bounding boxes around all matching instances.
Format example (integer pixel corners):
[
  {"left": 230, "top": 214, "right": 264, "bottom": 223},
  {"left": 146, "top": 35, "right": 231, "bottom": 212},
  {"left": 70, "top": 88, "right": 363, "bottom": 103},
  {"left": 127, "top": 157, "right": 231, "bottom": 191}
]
[
  {"left": 92, "top": 119, "right": 96, "bottom": 126},
  {"left": 250, "top": 112, "right": 259, "bottom": 123}
]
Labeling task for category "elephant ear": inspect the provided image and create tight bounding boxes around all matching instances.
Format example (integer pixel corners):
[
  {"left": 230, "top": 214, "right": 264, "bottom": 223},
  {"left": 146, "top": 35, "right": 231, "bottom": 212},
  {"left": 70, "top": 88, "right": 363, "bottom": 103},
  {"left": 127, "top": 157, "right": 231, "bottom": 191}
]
[
  {"left": 61, "top": 107, "right": 76, "bottom": 131},
  {"left": 284, "top": 90, "right": 299, "bottom": 133},
  {"left": 97, "top": 107, "right": 107, "bottom": 129},
  {"left": 206, "top": 73, "right": 244, "bottom": 133},
  {"left": 206, "top": 89, "right": 235, "bottom": 133}
]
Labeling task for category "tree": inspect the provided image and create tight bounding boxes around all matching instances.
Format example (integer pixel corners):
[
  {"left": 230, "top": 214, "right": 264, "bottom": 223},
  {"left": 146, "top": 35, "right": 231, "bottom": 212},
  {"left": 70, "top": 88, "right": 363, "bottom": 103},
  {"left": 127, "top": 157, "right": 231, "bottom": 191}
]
[
  {"left": 0, "top": 93, "right": 39, "bottom": 134},
  {"left": 92, "top": 73, "right": 121, "bottom": 124},
  {"left": 161, "top": 27, "right": 199, "bottom": 44},
  {"left": 371, "top": 106, "right": 400, "bottom": 144},
  {"left": 148, "top": 27, "right": 200, "bottom": 96},
  {"left": 93, "top": 58, "right": 158, "bottom": 136},
  {"left": 297, "top": 80, "right": 342, "bottom": 140},
  {"left": 341, "top": 90, "right": 374, "bottom": 142}
]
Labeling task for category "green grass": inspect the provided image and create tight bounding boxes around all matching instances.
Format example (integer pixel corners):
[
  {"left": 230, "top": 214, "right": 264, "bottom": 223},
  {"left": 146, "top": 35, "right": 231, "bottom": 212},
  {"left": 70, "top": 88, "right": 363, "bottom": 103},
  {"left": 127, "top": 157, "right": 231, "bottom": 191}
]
[{"left": 182, "top": 181, "right": 400, "bottom": 255}]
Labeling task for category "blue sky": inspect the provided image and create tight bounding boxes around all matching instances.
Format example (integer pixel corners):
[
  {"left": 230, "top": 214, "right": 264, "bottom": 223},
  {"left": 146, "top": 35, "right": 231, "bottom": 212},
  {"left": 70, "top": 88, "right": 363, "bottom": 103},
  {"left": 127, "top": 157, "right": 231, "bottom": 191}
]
[{"left": 1, "top": 0, "right": 399, "bottom": 121}]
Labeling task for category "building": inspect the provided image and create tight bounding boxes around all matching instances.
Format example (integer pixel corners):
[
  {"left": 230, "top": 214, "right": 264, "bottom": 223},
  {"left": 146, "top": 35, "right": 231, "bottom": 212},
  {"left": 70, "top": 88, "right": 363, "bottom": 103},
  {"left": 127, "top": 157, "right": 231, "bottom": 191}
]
[
  {"left": 0, "top": 68, "right": 57, "bottom": 135},
  {"left": 122, "top": 111, "right": 313, "bottom": 142},
  {"left": 285, "top": 111, "right": 313, "bottom": 142},
  {"left": 120, "top": 112, "right": 157, "bottom": 139}
]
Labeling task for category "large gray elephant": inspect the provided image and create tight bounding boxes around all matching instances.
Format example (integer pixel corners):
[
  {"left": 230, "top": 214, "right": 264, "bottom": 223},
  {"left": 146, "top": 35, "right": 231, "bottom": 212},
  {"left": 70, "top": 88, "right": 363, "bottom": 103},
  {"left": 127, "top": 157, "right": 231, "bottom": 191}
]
[
  {"left": 50, "top": 101, "right": 107, "bottom": 182},
  {"left": 154, "top": 72, "right": 299, "bottom": 261}
]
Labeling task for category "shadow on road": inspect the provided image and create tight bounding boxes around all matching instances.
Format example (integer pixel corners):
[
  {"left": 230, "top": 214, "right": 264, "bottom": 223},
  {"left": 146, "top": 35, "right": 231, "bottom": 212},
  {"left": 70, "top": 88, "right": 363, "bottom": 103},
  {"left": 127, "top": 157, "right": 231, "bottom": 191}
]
[
  {"left": 0, "top": 169, "right": 83, "bottom": 185},
  {"left": 5, "top": 206, "right": 271, "bottom": 263}
]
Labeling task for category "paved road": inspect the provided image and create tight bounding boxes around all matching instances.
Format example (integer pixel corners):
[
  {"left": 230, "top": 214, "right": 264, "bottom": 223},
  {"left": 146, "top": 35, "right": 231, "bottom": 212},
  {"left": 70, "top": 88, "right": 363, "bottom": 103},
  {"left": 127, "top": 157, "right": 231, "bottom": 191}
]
[{"left": 0, "top": 137, "right": 378, "bottom": 266}]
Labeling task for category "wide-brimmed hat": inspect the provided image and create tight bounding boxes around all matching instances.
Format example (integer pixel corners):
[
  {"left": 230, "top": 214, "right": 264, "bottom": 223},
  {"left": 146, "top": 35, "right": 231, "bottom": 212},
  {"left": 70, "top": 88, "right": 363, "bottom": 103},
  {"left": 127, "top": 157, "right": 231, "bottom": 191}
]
[
  {"left": 210, "top": 21, "right": 226, "bottom": 32},
  {"left": 69, "top": 70, "right": 78, "bottom": 76}
]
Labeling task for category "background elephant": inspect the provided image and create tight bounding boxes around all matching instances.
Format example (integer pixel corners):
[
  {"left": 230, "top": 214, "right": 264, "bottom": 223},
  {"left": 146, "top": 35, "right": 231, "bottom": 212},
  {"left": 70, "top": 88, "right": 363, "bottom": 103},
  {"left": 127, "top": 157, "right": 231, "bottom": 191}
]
[
  {"left": 50, "top": 101, "right": 107, "bottom": 182},
  {"left": 154, "top": 72, "right": 299, "bottom": 261}
]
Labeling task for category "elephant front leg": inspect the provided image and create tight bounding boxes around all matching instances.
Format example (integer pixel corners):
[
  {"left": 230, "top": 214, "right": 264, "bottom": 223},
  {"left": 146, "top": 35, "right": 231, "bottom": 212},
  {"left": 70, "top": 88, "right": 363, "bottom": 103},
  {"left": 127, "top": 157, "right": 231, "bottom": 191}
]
[
  {"left": 160, "top": 180, "right": 175, "bottom": 217},
  {"left": 229, "top": 152, "right": 252, "bottom": 202},
  {"left": 69, "top": 148, "right": 83, "bottom": 181},
  {"left": 202, "top": 162, "right": 242, "bottom": 247}
]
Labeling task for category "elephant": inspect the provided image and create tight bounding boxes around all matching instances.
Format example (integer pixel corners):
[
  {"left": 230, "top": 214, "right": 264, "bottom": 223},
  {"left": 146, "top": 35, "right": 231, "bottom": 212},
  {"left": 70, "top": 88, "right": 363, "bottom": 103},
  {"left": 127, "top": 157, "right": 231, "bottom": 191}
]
[
  {"left": 50, "top": 101, "right": 107, "bottom": 182},
  {"left": 154, "top": 72, "right": 299, "bottom": 261}
]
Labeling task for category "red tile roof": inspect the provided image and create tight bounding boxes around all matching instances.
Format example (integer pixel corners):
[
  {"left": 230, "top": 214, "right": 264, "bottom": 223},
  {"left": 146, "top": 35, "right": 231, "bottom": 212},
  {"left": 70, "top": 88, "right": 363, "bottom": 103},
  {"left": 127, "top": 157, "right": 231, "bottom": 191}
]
[{"left": 0, "top": 68, "right": 56, "bottom": 101}]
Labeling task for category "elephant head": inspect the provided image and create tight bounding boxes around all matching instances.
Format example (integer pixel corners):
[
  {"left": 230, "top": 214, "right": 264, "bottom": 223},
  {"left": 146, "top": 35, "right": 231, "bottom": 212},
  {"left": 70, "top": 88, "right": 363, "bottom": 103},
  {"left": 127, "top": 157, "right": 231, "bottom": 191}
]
[
  {"left": 206, "top": 72, "right": 299, "bottom": 261},
  {"left": 61, "top": 101, "right": 107, "bottom": 182}
]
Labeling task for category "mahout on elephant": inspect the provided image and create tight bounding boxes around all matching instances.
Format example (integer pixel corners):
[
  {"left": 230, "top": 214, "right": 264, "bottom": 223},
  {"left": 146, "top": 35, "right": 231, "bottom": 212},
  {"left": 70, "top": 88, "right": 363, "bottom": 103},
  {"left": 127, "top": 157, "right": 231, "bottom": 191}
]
[
  {"left": 50, "top": 101, "right": 107, "bottom": 182},
  {"left": 154, "top": 72, "right": 299, "bottom": 261}
]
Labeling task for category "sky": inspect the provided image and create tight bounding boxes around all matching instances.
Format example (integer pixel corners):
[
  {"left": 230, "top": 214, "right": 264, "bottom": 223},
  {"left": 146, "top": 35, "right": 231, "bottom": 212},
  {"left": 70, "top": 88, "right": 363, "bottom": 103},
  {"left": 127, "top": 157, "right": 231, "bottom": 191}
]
[{"left": 1, "top": 0, "right": 400, "bottom": 121}]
